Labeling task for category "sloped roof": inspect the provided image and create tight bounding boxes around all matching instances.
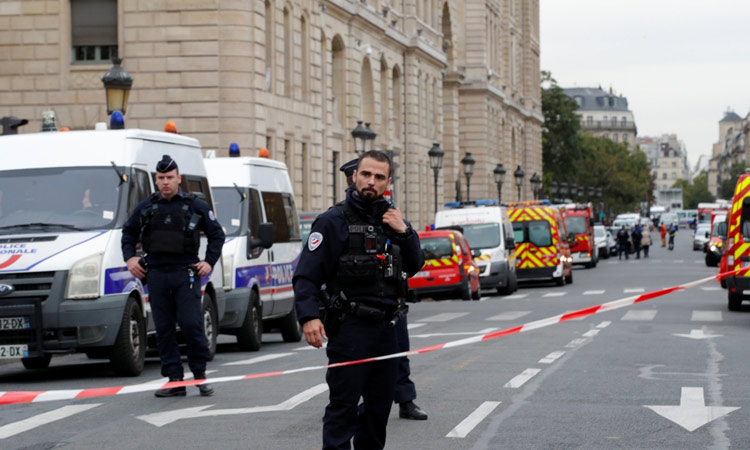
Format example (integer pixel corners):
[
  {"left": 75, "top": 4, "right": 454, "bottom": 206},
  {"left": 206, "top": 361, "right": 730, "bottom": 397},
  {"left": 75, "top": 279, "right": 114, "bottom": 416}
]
[
  {"left": 562, "top": 87, "right": 630, "bottom": 112},
  {"left": 720, "top": 111, "right": 741, "bottom": 122}
]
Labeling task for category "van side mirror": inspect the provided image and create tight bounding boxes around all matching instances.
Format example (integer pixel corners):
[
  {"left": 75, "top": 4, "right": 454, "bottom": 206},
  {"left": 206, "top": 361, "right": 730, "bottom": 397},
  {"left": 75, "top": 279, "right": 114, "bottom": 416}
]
[
  {"left": 471, "top": 249, "right": 481, "bottom": 258},
  {"left": 249, "top": 222, "right": 274, "bottom": 254},
  {"left": 505, "top": 237, "right": 516, "bottom": 249},
  {"left": 589, "top": 218, "right": 595, "bottom": 227}
]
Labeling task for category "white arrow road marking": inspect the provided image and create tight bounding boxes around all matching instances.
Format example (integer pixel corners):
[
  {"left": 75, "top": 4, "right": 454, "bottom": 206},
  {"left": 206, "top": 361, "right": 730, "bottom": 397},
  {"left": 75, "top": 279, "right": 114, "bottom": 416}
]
[
  {"left": 446, "top": 401, "right": 501, "bottom": 438},
  {"left": 419, "top": 312, "right": 470, "bottom": 322},
  {"left": 690, "top": 310, "right": 722, "bottom": 322},
  {"left": 674, "top": 329, "right": 723, "bottom": 340},
  {"left": 645, "top": 387, "right": 740, "bottom": 432},
  {"left": 504, "top": 368, "right": 541, "bottom": 388},
  {"left": 137, "top": 383, "right": 329, "bottom": 427},
  {"left": 0, "top": 404, "right": 101, "bottom": 439},
  {"left": 222, "top": 353, "right": 294, "bottom": 366}
]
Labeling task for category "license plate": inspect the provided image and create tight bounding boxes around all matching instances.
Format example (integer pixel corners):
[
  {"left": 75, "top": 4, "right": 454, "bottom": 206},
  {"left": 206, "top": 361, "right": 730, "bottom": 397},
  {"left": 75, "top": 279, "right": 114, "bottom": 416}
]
[
  {"left": 413, "top": 271, "right": 429, "bottom": 278},
  {"left": 0, "top": 317, "right": 30, "bottom": 330},
  {"left": 0, "top": 344, "right": 28, "bottom": 359}
]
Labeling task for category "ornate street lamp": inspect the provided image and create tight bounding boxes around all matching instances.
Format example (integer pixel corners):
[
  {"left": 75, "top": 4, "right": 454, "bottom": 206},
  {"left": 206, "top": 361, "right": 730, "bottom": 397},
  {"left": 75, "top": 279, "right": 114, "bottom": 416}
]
[
  {"left": 493, "top": 163, "right": 506, "bottom": 202},
  {"left": 428, "top": 142, "right": 444, "bottom": 213},
  {"left": 530, "top": 172, "right": 542, "bottom": 200},
  {"left": 461, "top": 152, "right": 476, "bottom": 202},
  {"left": 559, "top": 181, "right": 569, "bottom": 200},
  {"left": 101, "top": 58, "right": 133, "bottom": 115},
  {"left": 550, "top": 181, "right": 559, "bottom": 201},
  {"left": 351, "top": 120, "right": 368, "bottom": 155},
  {"left": 514, "top": 165, "right": 525, "bottom": 201},
  {"left": 364, "top": 122, "right": 377, "bottom": 150}
]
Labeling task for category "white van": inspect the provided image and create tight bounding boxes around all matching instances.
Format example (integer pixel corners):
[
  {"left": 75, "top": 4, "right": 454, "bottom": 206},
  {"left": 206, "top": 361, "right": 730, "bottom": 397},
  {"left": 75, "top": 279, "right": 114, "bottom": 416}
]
[
  {"left": 0, "top": 127, "right": 227, "bottom": 376},
  {"left": 205, "top": 155, "right": 302, "bottom": 351},
  {"left": 434, "top": 200, "right": 518, "bottom": 295}
]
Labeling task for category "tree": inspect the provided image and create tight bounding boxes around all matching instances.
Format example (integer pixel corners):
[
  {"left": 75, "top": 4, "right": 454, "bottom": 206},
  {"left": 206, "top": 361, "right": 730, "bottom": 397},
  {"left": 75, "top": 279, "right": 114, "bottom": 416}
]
[
  {"left": 719, "top": 165, "right": 749, "bottom": 200},
  {"left": 672, "top": 171, "right": 715, "bottom": 209},
  {"left": 541, "top": 71, "right": 581, "bottom": 182}
]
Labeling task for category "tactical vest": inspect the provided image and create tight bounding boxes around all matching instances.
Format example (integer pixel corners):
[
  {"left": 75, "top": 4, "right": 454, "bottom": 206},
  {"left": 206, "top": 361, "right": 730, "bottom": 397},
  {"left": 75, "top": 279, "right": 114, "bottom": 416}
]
[
  {"left": 140, "top": 193, "right": 201, "bottom": 256},
  {"left": 334, "top": 202, "right": 408, "bottom": 299}
]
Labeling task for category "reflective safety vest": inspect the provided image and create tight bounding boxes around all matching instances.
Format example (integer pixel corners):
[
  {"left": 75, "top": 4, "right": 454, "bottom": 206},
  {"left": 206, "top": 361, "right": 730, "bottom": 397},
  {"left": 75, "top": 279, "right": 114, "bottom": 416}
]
[{"left": 140, "top": 193, "right": 201, "bottom": 257}]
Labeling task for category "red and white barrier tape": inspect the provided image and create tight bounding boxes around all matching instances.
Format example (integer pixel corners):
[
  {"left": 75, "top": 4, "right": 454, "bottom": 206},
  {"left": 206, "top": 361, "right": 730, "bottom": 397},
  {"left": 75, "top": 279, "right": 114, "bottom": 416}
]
[{"left": 0, "top": 271, "right": 734, "bottom": 406}]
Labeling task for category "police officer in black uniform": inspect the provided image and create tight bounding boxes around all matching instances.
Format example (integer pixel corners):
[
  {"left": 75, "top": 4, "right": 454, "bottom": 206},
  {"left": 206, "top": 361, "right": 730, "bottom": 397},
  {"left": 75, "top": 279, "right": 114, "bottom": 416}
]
[
  {"left": 294, "top": 150, "right": 424, "bottom": 450},
  {"left": 340, "top": 158, "right": 428, "bottom": 421},
  {"left": 121, "top": 155, "right": 225, "bottom": 397}
]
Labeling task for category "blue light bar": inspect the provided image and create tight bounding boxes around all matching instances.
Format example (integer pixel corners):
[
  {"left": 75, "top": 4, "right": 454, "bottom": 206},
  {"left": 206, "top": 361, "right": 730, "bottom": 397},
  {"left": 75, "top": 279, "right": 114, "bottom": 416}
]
[
  {"left": 229, "top": 142, "right": 240, "bottom": 157},
  {"left": 475, "top": 199, "right": 499, "bottom": 206},
  {"left": 110, "top": 111, "right": 124, "bottom": 130}
]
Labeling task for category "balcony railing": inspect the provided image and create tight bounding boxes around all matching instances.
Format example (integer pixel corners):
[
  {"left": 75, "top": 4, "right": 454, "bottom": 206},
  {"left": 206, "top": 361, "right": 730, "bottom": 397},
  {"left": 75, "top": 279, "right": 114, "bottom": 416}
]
[{"left": 581, "top": 120, "right": 637, "bottom": 131}]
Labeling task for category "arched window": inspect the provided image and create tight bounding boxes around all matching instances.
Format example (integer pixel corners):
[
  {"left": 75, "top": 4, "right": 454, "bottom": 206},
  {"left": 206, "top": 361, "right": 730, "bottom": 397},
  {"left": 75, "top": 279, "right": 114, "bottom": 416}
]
[
  {"left": 332, "top": 35, "right": 346, "bottom": 126},
  {"left": 264, "top": 0, "right": 274, "bottom": 92},
  {"left": 380, "top": 58, "right": 389, "bottom": 140},
  {"left": 392, "top": 65, "right": 402, "bottom": 137}
]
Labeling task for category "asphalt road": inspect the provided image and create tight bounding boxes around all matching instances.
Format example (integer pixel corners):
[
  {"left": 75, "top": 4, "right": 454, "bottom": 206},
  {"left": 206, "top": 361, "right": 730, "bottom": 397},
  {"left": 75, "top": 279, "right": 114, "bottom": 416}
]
[{"left": 1, "top": 229, "right": 748, "bottom": 449}]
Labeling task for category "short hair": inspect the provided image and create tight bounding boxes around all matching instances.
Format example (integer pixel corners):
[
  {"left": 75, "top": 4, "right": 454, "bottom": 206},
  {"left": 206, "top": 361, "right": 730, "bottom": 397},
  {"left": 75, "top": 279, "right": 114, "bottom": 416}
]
[{"left": 357, "top": 150, "right": 392, "bottom": 177}]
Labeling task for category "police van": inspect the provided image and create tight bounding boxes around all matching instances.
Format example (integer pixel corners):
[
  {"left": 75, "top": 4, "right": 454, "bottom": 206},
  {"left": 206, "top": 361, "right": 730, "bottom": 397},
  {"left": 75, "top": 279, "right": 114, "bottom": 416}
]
[
  {"left": 204, "top": 150, "right": 302, "bottom": 351},
  {"left": 434, "top": 199, "right": 518, "bottom": 295},
  {"left": 0, "top": 124, "right": 228, "bottom": 375}
]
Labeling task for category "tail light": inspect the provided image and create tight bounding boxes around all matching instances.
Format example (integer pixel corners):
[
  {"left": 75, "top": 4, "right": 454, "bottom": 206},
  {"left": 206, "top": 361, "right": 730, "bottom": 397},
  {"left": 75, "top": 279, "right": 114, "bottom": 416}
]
[{"left": 728, "top": 255, "right": 734, "bottom": 267}]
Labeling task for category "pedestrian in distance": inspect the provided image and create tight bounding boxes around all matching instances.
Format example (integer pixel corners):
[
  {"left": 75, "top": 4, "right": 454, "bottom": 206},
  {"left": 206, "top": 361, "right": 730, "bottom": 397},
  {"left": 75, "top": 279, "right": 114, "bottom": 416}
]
[
  {"left": 616, "top": 226, "right": 630, "bottom": 260},
  {"left": 641, "top": 225, "right": 651, "bottom": 258},
  {"left": 659, "top": 222, "right": 667, "bottom": 247},
  {"left": 339, "top": 158, "right": 429, "bottom": 421},
  {"left": 293, "top": 150, "right": 425, "bottom": 450},
  {"left": 668, "top": 224, "right": 677, "bottom": 250},
  {"left": 631, "top": 225, "right": 643, "bottom": 259},
  {"left": 121, "top": 155, "right": 225, "bottom": 397}
]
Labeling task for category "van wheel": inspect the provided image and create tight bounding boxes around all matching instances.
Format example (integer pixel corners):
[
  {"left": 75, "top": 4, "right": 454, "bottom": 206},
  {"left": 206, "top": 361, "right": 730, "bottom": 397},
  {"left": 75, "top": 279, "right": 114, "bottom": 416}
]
[
  {"left": 459, "top": 279, "right": 471, "bottom": 300},
  {"left": 471, "top": 282, "right": 481, "bottom": 300},
  {"left": 236, "top": 291, "right": 262, "bottom": 351},
  {"left": 728, "top": 291, "right": 742, "bottom": 311},
  {"left": 110, "top": 297, "right": 145, "bottom": 376},
  {"left": 22, "top": 354, "right": 51, "bottom": 370},
  {"left": 554, "top": 275, "right": 565, "bottom": 286},
  {"left": 203, "top": 293, "right": 218, "bottom": 360},
  {"left": 280, "top": 305, "right": 302, "bottom": 342},
  {"left": 566, "top": 271, "right": 573, "bottom": 284},
  {"left": 721, "top": 278, "right": 727, "bottom": 289}
]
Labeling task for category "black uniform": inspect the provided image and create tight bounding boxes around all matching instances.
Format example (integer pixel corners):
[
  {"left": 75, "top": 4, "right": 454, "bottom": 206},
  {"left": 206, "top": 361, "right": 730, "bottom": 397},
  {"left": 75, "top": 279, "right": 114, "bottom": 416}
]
[
  {"left": 121, "top": 159, "right": 225, "bottom": 387},
  {"left": 293, "top": 187, "right": 424, "bottom": 450}
]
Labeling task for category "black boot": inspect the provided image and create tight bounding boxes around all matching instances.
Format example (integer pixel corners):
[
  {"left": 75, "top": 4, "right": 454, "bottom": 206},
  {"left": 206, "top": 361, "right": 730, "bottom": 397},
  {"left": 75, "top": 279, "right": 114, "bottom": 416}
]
[
  {"left": 155, "top": 378, "right": 186, "bottom": 398},
  {"left": 194, "top": 372, "right": 214, "bottom": 397},
  {"left": 399, "top": 401, "right": 428, "bottom": 420}
]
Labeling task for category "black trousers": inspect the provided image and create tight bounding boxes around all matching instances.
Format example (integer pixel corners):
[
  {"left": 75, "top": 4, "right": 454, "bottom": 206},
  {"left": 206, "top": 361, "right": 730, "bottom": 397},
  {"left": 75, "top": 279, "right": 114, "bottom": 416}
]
[
  {"left": 323, "top": 315, "right": 398, "bottom": 450},
  {"left": 147, "top": 268, "right": 210, "bottom": 379},
  {"left": 394, "top": 315, "right": 416, "bottom": 404}
]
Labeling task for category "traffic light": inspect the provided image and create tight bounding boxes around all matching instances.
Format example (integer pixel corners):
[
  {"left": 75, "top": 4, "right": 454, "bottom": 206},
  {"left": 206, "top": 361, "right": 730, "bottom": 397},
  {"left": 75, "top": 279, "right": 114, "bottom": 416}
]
[{"left": 1, "top": 116, "right": 28, "bottom": 135}]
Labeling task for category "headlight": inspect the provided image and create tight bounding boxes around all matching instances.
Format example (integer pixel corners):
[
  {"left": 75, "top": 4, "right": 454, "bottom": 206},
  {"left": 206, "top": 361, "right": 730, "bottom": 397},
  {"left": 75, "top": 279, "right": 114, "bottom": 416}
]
[
  {"left": 710, "top": 245, "right": 717, "bottom": 252},
  {"left": 222, "top": 252, "right": 235, "bottom": 290},
  {"left": 66, "top": 253, "right": 103, "bottom": 299}
]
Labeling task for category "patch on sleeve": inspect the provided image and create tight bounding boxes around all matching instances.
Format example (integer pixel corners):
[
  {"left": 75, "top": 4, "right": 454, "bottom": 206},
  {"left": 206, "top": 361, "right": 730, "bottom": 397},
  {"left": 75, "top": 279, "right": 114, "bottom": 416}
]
[
  {"left": 308, "top": 232, "right": 323, "bottom": 251},
  {"left": 208, "top": 210, "right": 217, "bottom": 221}
]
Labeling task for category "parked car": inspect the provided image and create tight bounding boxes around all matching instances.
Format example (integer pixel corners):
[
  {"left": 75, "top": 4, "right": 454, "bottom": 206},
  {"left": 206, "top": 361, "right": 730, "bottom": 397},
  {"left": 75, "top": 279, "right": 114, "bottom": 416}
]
[
  {"left": 692, "top": 223, "right": 711, "bottom": 251},
  {"left": 409, "top": 229, "right": 481, "bottom": 300},
  {"left": 594, "top": 224, "right": 614, "bottom": 259}
]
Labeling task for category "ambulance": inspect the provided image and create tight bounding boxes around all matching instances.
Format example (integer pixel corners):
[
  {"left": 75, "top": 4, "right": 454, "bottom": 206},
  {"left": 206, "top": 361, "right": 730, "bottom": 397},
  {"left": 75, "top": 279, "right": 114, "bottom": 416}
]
[
  {"left": 559, "top": 203, "right": 598, "bottom": 268},
  {"left": 0, "top": 122, "right": 228, "bottom": 375},
  {"left": 723, "top": 170, "right": 750, "bottom": 310},
  {"left": 507, "top": 201, "right": 573, "bottom": 286},
  {"left": 205, "top": 150, "right": 302, "bottom": 351},
  {"left": 434, "top": 200, "right": 518, "bottom": 295}
]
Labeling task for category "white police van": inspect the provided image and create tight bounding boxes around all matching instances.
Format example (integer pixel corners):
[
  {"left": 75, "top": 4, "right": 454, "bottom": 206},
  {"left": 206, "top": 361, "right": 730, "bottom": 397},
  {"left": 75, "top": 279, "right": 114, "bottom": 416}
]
[
  {"left": 205, "top": 151, "right": 302, "bottom": 351},
  {"left": 434, "top": 200, "right": 518, "bottom": 295},
  {"left": 0, "top": 125, "right": 228, "bottom": 375}
]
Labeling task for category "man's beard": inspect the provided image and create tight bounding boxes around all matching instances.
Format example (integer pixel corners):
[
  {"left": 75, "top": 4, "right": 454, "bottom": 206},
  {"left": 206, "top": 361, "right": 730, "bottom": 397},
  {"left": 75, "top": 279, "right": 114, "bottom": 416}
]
[{"left": 357, "top": 186, "right": 380, "bottom": 202}]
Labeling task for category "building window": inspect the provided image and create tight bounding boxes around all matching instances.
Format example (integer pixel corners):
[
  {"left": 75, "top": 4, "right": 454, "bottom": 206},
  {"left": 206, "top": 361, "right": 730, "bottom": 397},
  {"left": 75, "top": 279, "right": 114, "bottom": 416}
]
[
  {"left": 392, "top": 66, "right": 402, "bottom": 137},
  {"left": 301, "top": 15, "right": 309, "bottom": 100},
  {"left": 623, "top": 134, "right": 629, "bottom": 143},
  {"left": 611, "top": 116, "right": 617, "bottom": 126},
  {"left": 613, "top": 134, "right": 619, "bottom": 142},
  {"left": 332, "top": 35, "right": 346, "bottom": 125},
  {"left": 71, "top": 0, "right": 118, "bottom": 63},
  {"left": 672, "top": 161, "right": 676, "bottom": 168},
  {"left": 283, "top": 7, "right": 292, "bottom": 97},
  {"left": 622, "top": 116, "right": 627, "bottom": 126},
  {"left": 662, "top": 173, "right": 667, "bottom": 180},
  {"left": 587, "top": 116, "right": 593, "bottom": 125}
]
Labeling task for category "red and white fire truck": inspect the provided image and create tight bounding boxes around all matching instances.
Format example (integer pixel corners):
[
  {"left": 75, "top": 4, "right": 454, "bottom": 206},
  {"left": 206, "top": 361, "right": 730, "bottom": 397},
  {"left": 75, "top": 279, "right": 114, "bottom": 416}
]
[{"left": 558, "top": 203, "right": 598, "bottom": 268}]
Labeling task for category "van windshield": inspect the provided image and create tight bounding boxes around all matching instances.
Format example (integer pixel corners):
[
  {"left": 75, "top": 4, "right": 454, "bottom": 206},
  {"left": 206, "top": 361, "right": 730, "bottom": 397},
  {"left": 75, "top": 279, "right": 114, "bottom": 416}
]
[
  {"left": 212, "top": 187, "right": 244, "bottom": 237},
  {"left": 420, "top": 237, "right": 453, "bottom": 260},
  {"left": 566, "top": 216, "right": 587, "bottom": 235},
  {"left": 513, "top": 220, "right": 553, "bottom": 247},
  {"left": 0, "top": 167, "right": 122, "bottom": 233},
  {"left": 458, "top": 223, "right": 500, "bottom": 250}
]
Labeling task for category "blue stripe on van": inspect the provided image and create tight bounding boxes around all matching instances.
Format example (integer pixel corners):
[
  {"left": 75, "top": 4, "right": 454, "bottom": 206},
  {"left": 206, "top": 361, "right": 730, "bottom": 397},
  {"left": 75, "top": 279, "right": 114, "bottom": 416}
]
[{"left": 235, "top": 254, "right": 300, "bottom": 290}]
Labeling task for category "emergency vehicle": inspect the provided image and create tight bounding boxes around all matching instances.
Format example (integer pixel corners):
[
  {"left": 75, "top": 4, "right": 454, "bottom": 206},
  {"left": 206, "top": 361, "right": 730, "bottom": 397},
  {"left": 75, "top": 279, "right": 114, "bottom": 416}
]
[
  {"left": 205, "top": 149, "right": 302, "bottom": 351},
  {"left": 558, "top": 203, "right": 598, "bottom": 268},
  {"left": 698, "top": 201, "right": 730, "bottom": 224},
  {"left": 409, "top": 229, "right": 480, "bottom": 300},
  {"left": 0, "top": 120, "right": 228, "bottom": 375},
  {"left": 434, "top": 200, "right": 518, "bottom": 295},
  {"left": 507, "top": 201, "right": 573, "bottom": 286},
  {"left": 722, "top": 170, "right": 750, "bottom": 310},
  {"left": 705, "top": 212, "right": 727, "bottom": 267}
]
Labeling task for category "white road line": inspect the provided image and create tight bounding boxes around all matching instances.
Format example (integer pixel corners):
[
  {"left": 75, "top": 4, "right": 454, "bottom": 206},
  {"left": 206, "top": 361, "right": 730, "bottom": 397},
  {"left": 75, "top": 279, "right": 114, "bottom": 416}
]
[
  {"left": 565, "top": 338, "right": 588, "bottom": 348},
  {"left": 223, "top": 353, "right": 295, "bottom": 366},
  {"left": 596, "top": 321, "right": 612, "bottom": 328},
  {"left": 407, "top": 323, "right": 427, "bottom": 330},
  {"left": 0, "top": 404, "right": 101, "bottom": 439},
  {"left": 624, "top": 288, "right": 645, "bottom": 293},
  {"left": 446, "top": 401, "right": 501, "bottom": 438},
  {"left": 504, "top": 294, "right": 528, "bottom": 299},
  {"left": 582, "top": 329, "right": 600, "bottom": 338},
  {"left": 700, "top": 286, "right": 721, "bottom": 291},
  {"left": 411, "top": 328, "right": 497, "bottom": 339},
  {"left": 486, "top": 311, "right": 531, "bottom": 321},
  {"left": 542, "top": 292, "right": 566, "bottom": 297},
  {"left": 691, "top": 310, "right": 723, "bottom": 322},
  {"left": 419, "top": 312, "right": 470, "bottom": 322},
  {"left": 622, "top": 310, "right": 658, "bottom": 321},
  {"left": 294, "top": 342, "right": 327, "bottom": 351},
  {"left": 674, "top": 259, "right": 685, "bottom": 263},
  {"left": 504, "top": 368, "right": 541, "bottom": 388},
  {"left": 583, "top": 290, "right": 605, "bottom": 295},
  {"left": 539, "top": 351, "right": 566, "bottom": 364}
]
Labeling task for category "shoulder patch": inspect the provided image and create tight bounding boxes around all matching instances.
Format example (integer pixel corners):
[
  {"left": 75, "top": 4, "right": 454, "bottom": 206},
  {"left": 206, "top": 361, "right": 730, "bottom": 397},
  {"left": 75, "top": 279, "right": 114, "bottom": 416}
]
[
  {"left": 208, "top": 210, "right": 216, "bottom": 221},
  {"left": 308, "top": 232, "right": 323, "bottom": 251}
]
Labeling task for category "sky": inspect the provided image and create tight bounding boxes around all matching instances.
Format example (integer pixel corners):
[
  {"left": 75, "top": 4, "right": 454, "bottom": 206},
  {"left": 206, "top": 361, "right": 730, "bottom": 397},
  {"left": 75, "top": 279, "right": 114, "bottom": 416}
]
[{"left": 540, "top": 0, "right": 750, "bottom": 170}]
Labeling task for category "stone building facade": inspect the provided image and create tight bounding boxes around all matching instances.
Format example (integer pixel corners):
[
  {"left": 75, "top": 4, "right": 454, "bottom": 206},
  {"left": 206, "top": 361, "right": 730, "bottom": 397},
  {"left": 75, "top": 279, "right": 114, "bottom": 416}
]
[
  {"left": 707, "top": 110, "right": 748, "bottom": 197},
  {"left": 563, "top": 86, "right": 637, "bottom": 149},
  {"left": 0, "top": 0, "right": 542, "bottom": 229}
]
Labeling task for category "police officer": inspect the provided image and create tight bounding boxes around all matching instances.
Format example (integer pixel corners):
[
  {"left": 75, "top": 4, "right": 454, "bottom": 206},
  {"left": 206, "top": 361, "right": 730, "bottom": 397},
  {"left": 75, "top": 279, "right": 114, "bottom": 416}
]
[
  {"left": 340, "top": 158, "right": 428, "bottom": 421},
  {"left": 121, "top": 155, "right": 225, "bottom": 397},
  {"left": 294, "top": 150, "right": 425, "bottom": 449}
]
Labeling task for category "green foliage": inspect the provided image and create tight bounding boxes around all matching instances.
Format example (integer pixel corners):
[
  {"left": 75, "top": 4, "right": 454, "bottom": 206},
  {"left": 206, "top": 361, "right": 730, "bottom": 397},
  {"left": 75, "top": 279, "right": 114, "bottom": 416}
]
[
  {"left": 672, "top": 171, "right": 715, "bottom": 209},
  {"left": 719, "top": 165, "right": 749, "bottom": 199},
  {"left": 541, "top": 71, "right": 582, "bottom": 182}
]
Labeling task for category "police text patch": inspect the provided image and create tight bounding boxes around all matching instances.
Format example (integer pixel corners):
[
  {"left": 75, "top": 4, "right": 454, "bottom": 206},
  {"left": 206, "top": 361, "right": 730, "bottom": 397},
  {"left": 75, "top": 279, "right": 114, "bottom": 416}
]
[{"left": 308, "top": 232, "right": 323, "bottom": 251}]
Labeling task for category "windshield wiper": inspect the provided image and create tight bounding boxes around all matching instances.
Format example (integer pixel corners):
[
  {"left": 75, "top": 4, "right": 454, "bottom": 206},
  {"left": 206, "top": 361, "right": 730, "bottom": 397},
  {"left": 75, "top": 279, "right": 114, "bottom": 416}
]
[
  {"left": 110, "top": 161, "right": 127, "bottom": 185},
  {"left": 0, "top": 223, "right": 83, "bottom": 231}
]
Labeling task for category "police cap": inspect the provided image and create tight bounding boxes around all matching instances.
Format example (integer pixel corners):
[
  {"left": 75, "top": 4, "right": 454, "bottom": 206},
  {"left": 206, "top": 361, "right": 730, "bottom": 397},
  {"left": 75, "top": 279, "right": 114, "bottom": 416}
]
[
  {"left": 339, "top": 158, "right": 358, "bottom": 178},
  {"left": 156, "top": 154, "right": 178, "bottom": 173}
]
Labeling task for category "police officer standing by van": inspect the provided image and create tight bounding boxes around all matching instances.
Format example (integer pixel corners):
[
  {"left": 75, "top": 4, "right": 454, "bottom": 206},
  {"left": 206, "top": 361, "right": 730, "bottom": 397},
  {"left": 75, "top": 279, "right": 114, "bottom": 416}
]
[
  {"left": 293, "top": 150, "right": 425, "bottom": 449},
  {"left": 121, "top": 155, "right": 225, "bottom": 397}
]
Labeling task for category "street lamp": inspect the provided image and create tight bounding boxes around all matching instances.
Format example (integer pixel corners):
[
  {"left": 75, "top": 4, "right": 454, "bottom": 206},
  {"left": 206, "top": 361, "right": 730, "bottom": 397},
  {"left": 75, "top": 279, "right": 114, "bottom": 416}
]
[
  {"left": 364, "top": 122, "right": 377, "bottom": 150},
  {"left": 514, "top": 165, "right": 525, "bottom": 201},
  {"left": 493, "top": 163, "right": 506, "bottom": 202},
  {"left": 461, "top": 152, "right": 476, "bottom": 202},
  {"left": 530, "top": 172, "right": 541, "bottom": 200},
  {"left": 550, "top": 181, "right": 559, "bottom": 201},
  {"left": 428, "top": 142, "right": 444, "bottom": 213},
  {"left": 559, "top": 181, "right": 568, "bottom": 200},
  {"left": 101, "top": 57, "right": 133, "bottom": 115},
  {"left": 351, "top": 120, "right": 368, "bottom": 155}
]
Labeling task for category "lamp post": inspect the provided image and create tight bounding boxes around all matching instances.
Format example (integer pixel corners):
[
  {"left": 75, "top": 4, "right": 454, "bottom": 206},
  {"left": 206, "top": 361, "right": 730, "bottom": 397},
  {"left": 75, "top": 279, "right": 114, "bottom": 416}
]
[
  {"left": 493, "top": 163, "right": 506, "bottom": 203},
  {"left": 364, "top": 122, "right": 377, "bottom": 150},
  {"left": 101, "top": 58, "right": 133, "bottom": 115},
  {"left": 460, "top": 152, "right": 475, "bottom": 202},
  {"left": 550, "top": 181, "right": 559, "bottom": 202},
  {"left": 530, "top": 172, "right": 541, "bottom": 200},
  {"left": 428, "top": 142, "right": 444, "bottom": 213},
  {"left": 559, "top": 181, "right": 568, "bottom": 201},
  {"left": 351, "top": 120, "right": 368, "bottom": 155},
  {"left": 514, "top": 165, "right": 525, "bottom": 201}
]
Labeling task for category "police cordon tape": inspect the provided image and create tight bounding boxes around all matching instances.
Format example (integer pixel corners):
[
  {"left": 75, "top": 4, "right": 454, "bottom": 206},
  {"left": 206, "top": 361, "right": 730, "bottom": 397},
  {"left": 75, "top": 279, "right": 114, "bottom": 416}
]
[{"left": 0, "top": 270, "right": 740, "bottom": 406}]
